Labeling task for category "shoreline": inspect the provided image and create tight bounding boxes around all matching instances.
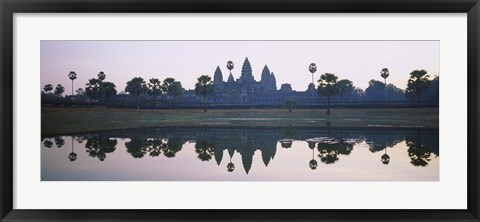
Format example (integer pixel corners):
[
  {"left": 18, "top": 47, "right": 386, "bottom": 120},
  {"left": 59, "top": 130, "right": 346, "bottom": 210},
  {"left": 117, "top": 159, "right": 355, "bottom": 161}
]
[{"left": 41, "top": 107, "right": 439, "bottom": 135}]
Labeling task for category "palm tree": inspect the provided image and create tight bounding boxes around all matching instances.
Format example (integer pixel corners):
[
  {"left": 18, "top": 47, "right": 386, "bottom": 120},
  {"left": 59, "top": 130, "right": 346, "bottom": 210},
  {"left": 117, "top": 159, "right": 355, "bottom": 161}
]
[
  {"left": 194, "top": 75, "right": 214, "bottom": 112},
  {"left": 148, "top": 78, "right": 162, "bottom": 101},
  {"left": 317, "top": 73, "right": 339, "bottom": 115},
  {"left": 406, "top": 69, "right": 430, "bottom": 106},
  {"left": 380, "top": 68, "right": 389, "bottom": 102},
  {"left": 162, "top": 78, "right": 184, "bottom": 109},
  {"left": 43, "top": 84, "right": 53, "bottom": 94},
  {"left": 54, "top": 84, "right": 65, "bottom": 96},
  {"left": 169, "top": 81, "right": 184, "bottom": 109},
  {"left": 336, "top": 79, "right": 354, "bottom": 103},
  {"left": 125, "top": 77, "right": 148, "bottom": 106},
  {"left": 226, "top": 61, "right": 235, "bottom": 92},
  {"left": 308, "top": 63, "right": 317, "bottom": 85},
  {"left": 98, "top": 71, "right": 106, "bottom": 81},
  {"left": 226, "top": 61, "right": 234, "bottom": 75},
  {"left": 68, "top": 71, "right": 77, "bottom": 96}
]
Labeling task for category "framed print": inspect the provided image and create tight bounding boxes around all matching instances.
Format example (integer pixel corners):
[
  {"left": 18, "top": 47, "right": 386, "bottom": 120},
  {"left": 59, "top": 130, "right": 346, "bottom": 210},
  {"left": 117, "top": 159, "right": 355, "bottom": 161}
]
[{"left": 1, "top": 0, "right": 479, "bottom": 221}]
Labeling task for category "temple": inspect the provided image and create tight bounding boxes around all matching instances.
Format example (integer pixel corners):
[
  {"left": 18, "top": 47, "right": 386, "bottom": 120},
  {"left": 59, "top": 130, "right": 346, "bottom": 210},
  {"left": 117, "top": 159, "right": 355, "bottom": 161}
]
[{"left": 182, "top": 57, "right": 322, "bottom": 107}]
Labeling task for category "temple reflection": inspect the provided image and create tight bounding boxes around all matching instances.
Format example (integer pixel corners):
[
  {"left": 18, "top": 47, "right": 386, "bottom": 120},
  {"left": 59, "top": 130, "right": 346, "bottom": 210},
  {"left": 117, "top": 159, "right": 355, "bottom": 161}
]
[{"left": 41, "top": 126, "right": 439, "bottom": 174}]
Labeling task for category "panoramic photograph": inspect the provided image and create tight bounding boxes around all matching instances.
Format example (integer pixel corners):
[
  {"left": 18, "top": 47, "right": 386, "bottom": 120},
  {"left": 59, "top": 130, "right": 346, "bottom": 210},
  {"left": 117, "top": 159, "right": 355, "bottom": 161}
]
[{"left": 40, "top": 41, "right": 439, "bottom": 181}]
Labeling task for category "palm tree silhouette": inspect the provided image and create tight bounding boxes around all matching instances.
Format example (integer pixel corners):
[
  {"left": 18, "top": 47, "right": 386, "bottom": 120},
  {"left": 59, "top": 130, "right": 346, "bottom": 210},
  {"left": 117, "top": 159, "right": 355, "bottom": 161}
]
[
  {"left": 226, "top": 61, "right": 234, "bottom": 75},
  {"left": 43, "top": 84, "right": 53, "bottom": 94},
  {"left": 68, "top": 71, "right": 77, "bottom": 96},
  {"left": 380, "top": 68, "right": 389, "bottom": 102},
  {"left": 407, "top": 69, "right": 430, "bottom": 106},
  {"left": 194, "top": 75, "right": 214, "bottom": 112},
  {"left": 97, "top": 71, "right": 106, "bottom": 81},
  {"left": 308, "top": 63, "right": 317, "bottom": 85},
  {"left": 317, "top": 73, "right": 339, "bottom": 115}
]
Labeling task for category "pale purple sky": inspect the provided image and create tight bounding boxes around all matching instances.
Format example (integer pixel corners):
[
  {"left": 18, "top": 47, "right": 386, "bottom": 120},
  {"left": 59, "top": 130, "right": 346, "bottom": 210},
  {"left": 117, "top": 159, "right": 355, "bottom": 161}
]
[{"left": 41, "top": 41, "right": 439, "bottom": 95}]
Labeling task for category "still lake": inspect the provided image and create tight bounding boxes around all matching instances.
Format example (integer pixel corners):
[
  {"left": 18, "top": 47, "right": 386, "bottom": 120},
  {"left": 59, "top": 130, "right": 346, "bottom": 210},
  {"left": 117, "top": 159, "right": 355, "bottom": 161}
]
[{"left": 41, "top": 126, "right": 439, "bottom": 181}]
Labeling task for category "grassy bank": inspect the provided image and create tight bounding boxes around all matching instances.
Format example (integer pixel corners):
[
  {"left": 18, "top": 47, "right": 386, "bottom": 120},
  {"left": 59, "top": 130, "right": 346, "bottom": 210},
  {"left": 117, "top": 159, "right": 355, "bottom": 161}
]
[{"left": 42, "top": 107, "right": 439, "bottom": 135}]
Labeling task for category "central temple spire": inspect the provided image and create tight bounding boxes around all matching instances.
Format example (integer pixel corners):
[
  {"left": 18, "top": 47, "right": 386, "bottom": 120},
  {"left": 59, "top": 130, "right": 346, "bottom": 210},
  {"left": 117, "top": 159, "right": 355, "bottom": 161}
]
[{"left": 239, "top": 57, "right": 254, "bottom": 83}]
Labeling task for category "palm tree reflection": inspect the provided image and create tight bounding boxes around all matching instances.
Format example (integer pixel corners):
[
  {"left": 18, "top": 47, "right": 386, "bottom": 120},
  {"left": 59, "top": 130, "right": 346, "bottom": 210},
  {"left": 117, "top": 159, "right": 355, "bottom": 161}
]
[
  {"left": 381, "top": 148, "right": 390, "bottom": 165},
  {"left": 406, "top": 131, "right": 435, "bottom": 167},
  {"left": 195, "top": 140, "right": 214, "bottom": 161},
  {"left": 68, "top": 136, "right": 77, "bottom": 161},
  {"left": 42, "top": 127, "right": 439, "bottom": 175},
  {"left": 86, "top": 136, "right": 117, "bottom": 161},
  {"left": 54, "top": 137, "right": 65, "bottom": 148},
  {"left": 317, "top": 139, "right": 353, "bottom": 165},
  {"left": 307, "top": 141, "right": 318, "bottom": 170},
  {"left": 318, "top": 142, "right": 340, "bottom": 164},
  {"left": 147, "top": 138, "right": 164, "bottom": 157},
  {"left": 227, "top": 154, "right": 235, "bottom": 173},
  {"left": 125, "top": 137, "right": 149, "bottom": 159},
  {"left": 162, "top": 137, "right": 183, "bottom": 158},
  {"left": 43, "top": 139, "right": 53, "bottom": 148}
]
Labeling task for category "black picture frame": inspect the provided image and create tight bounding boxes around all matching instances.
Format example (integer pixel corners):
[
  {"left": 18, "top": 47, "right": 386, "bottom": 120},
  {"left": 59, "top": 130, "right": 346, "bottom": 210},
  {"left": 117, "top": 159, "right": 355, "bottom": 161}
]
[{"left": 1, "top": 0, "right": 479, "bottom": 221}]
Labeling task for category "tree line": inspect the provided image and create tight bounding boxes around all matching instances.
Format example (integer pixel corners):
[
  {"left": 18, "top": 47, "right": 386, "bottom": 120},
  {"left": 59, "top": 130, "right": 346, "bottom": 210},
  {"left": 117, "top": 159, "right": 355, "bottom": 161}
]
[
  {"left": 308, "top": 63, "right": 438, "bottom": 114},
  {"left": 42, "top": 62, "right": 438, "bottom": 114}
]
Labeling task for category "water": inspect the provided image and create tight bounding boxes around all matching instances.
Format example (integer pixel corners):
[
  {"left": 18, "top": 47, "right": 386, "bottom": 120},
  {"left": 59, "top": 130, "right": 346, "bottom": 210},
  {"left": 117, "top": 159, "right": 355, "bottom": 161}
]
[{"left": 41, "top": 126, "right": 439, "bottom": 181}]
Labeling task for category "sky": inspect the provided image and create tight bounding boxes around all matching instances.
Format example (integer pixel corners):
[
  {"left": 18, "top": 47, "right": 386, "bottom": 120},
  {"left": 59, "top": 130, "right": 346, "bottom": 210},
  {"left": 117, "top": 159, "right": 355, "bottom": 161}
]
[{"left": 41, "top": 41, "right": 439, "bottom": 95}]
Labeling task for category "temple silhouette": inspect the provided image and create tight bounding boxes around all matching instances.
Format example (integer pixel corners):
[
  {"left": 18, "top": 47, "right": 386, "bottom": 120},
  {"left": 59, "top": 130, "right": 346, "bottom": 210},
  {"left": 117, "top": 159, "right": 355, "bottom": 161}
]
[
  {"left": 41, "top": 56, "right": 440, "bottom": 109},
  {"left": 181, "top": 57, "right": 320, "bottom": 106}
]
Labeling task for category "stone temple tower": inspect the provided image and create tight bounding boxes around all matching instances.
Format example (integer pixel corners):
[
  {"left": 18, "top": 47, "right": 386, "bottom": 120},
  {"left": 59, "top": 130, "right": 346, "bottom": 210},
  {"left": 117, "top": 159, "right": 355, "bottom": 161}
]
[
  {"left": 213, "top": 66, "right": 223, "bottom": 89},
  {"left": 238, "top": 57, "right": 255, "bottom": 84}
]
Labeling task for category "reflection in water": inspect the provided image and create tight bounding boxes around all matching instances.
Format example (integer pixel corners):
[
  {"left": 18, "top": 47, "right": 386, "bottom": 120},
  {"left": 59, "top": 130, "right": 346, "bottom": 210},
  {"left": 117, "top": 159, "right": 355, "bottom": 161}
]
[
  {"left": 68, "top": 137, "right": 77, "bottom": 162},
  {"left": 381, "top": 148, "right": 390, "bottom": 165},
  {"left": 43, "top": 139, "right": 53, "bottom": 148},
  {"left": 86, "top": 136, "right": 117, "bottom": 161},
  {"left": 317, "top": 139, "right": 354, "bottom": 165},
  {"left": 406, "top": 132, "right": 438, "bottom": 167},
  {"left": 54, "top": 137, "right": 65, "bottom": 148},
  {"left": 41, "top": 126, "right": 439, "bottom": 181}
]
